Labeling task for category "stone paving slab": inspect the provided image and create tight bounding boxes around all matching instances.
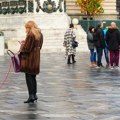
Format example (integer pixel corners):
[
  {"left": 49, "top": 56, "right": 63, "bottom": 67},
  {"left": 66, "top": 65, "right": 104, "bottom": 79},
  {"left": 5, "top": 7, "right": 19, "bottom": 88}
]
[{"left": 0, "top": 53, "right": 120, "bottom": 120}]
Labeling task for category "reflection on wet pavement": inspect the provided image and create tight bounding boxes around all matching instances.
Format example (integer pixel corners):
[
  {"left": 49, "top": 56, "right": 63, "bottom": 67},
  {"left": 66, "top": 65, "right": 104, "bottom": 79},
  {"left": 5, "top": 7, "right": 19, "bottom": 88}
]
[{"left": 0, "top": 53, "right": 120, "bottom": 120}]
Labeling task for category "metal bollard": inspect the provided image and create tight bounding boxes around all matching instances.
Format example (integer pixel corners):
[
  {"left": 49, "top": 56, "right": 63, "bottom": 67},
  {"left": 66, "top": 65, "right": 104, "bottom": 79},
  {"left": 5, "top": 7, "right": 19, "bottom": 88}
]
[{"left": 0, "top": 32, "right": 4, "bottom": 56}]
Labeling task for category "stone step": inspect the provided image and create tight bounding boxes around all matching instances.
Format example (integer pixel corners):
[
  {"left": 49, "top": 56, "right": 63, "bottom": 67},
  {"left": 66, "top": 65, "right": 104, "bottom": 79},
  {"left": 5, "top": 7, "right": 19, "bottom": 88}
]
[
  {"left": 41, "top": 47, "right": 89, "bottom": 53},
  {"left": 43, "top": 42, "right": 87, "bottom": 46},
  {"left": 1, "top": 13, "right": 88, "bottom": 53}
]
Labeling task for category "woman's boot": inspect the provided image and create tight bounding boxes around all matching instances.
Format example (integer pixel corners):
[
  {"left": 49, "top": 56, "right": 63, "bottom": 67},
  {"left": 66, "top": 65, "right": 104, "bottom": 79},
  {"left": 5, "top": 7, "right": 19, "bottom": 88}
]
[
  {"left": 33, "top": 94, "right": 38, "bottom": 102},
  {"left": 72, "top": 54, "right": 76, "bottom": 63},
  {"left": 67, "top": 55, "right": 72, "bottom": 64},
  {"left": 24, "top": 94, "right": 34, "bottom": 103}
]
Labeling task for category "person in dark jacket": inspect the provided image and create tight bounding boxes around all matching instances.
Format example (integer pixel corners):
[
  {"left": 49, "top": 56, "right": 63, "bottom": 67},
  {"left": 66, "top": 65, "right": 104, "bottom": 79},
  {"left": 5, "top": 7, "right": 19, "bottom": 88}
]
[
  {"left": 20, "top": 21, "right": 43, "bottom": 103},
  {"left": 87, "top": 26, "right": 97, "bottom": 67},
  {"left": 95, "top": 22, "right": 105, "bottom": 67},
  {"left": 106, "top": 22, "right": 120, "bottom": 69}
]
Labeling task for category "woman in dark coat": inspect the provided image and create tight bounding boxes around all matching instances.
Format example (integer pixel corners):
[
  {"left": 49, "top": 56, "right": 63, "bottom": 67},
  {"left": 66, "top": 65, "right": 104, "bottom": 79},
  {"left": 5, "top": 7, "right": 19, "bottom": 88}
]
[
  {"left": 87, "top": 26, "right": 97, "bottom": 67},
  {"left": 95, "top": 23, "right": 105, "bottom": 67},
  {"left": 106, "top": 22, "right": 120, "bottom": 69},
  {"left": 20, "top": 21, "right": 43, "bottom": 103}
]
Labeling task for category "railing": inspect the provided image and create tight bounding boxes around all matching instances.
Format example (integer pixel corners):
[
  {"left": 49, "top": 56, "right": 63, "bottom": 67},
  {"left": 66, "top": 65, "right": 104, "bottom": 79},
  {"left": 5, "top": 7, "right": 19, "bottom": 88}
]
[{"left": 0, "top": 0, "right": 34, "bottom": 15}]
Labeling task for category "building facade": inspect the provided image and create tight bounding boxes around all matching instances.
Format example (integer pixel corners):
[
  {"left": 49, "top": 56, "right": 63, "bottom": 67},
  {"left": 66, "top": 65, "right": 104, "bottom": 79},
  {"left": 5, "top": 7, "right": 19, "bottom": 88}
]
[
  {"left": 0, "top": 0, "right": 118, "bottom": 19},
  {"left": 66, "top": 0, "right": 119, "bottom": 20}
]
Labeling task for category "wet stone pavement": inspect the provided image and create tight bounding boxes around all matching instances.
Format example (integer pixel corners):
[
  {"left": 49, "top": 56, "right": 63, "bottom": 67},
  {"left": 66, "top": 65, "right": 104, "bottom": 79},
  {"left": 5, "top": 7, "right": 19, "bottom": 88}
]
[{"left": 0, "top": 53, "right": 120, "bottom": 120}]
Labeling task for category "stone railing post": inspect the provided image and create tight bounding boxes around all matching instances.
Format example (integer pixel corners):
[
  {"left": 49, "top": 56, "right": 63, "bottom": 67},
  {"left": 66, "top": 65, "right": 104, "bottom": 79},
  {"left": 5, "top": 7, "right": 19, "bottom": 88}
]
[{"left": 0, "top": 32, "right": 4, "bottom": 56}]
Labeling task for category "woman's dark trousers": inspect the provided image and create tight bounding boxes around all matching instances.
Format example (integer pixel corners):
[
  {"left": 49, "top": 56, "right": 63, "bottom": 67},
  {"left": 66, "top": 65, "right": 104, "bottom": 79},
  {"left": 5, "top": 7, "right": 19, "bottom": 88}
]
[
  {"left": 25, "top": 73, "right": 37, "bottom": 99},
  {"left": 110, "top": 50, "right": 119, "bottom": 67}
]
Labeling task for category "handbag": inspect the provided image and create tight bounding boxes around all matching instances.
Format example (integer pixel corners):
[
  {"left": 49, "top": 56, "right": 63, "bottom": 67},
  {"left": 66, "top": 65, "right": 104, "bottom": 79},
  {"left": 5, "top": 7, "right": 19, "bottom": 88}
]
[
  {"left": 72, "top": 40, "right": 79, "bottom": 48},
  {"left": 71, "top": 30, "right": 79, "bottom": 48},
  {"left": 7, "top": 50, "right": 21, "bottom": 73}
]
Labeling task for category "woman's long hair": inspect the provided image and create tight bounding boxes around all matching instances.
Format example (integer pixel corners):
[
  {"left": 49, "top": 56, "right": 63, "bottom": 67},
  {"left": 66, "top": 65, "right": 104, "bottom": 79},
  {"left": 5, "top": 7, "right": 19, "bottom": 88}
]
[
  {"left": 25, "top": 21, "right": 41, "bottom": 40},
  {"left": 89, "top": 26, "right": 94, "bottom": 33}
]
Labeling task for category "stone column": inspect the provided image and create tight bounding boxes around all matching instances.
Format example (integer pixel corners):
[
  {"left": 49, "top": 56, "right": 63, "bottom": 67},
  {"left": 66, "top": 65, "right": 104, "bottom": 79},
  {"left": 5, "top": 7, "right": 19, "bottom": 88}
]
[
  {"left": 33, "top": 0, "right": 36, "bottom": 14},
  {"left": 26, "top": 0, "right": 29, "bottom": 14}
]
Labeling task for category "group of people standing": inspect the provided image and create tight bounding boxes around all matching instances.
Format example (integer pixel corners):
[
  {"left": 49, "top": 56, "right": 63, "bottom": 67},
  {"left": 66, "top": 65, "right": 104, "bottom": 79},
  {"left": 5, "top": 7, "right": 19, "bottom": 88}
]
[
  {"left": 87, "top": 22, "right": 120, "bottom": 69},
  {"left": 63, "top": 22, "right": 120, "bottom": 69}
]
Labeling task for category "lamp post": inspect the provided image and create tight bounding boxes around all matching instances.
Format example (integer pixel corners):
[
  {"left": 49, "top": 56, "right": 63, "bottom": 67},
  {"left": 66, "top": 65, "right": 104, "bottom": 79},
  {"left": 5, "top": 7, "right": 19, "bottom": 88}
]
[{"left": 72, "top": 18, "right": 79, "bottom": 28}]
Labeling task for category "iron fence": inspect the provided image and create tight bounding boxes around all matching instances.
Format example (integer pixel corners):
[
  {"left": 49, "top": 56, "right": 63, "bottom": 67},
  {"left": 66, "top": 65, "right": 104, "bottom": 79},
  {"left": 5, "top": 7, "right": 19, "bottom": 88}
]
[{"left": 79, "top": 20, "right": 120, "bottom": 32}]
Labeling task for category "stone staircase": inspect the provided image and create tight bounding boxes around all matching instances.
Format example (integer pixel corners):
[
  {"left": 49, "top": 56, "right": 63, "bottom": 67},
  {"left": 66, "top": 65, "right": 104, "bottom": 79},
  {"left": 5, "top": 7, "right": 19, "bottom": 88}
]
[
  {"left": 0, "top": 14, "right": 70, "bottom": 53},
  {"left": 41, "top": 29, "right": 67, "bottom": 53},
  {"left": 42, "top": 25, "right": 88, "bottom": 53},
  {"left": 7, "top": 26, "right": 88, "bottom": 53},
  {"left": 0, "top": 12, "right": 88, "bottom": 53}
]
